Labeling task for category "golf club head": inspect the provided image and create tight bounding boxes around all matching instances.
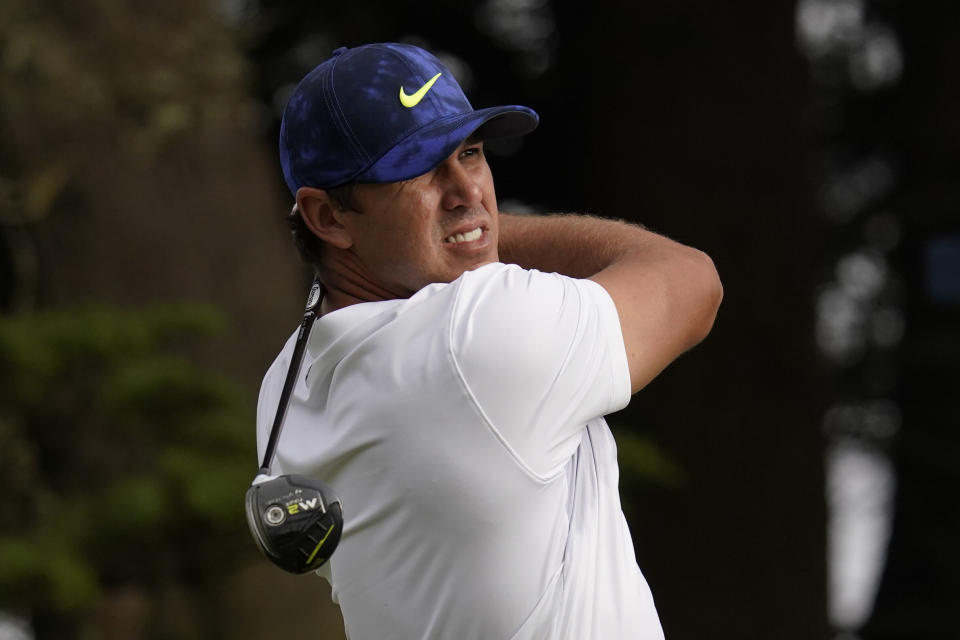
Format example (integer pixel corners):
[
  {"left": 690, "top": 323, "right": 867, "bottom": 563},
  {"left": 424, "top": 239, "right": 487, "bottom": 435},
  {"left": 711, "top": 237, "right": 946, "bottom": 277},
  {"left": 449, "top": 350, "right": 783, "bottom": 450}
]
[{"left": 245, "top": 474, "right": 343, "bottom": 574}]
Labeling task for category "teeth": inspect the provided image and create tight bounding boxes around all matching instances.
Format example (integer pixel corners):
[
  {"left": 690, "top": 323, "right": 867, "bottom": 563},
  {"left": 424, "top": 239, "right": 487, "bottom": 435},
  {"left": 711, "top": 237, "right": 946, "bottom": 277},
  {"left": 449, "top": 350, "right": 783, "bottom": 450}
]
[{"left": 445, "top": 227, "right": 482, "bottom": 243}]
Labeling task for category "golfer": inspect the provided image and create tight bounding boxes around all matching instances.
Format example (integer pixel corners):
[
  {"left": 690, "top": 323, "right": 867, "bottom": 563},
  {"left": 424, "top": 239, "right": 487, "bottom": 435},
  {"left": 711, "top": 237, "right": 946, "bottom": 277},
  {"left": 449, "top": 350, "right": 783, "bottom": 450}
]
[{"left": 257, "top": 42, "right": 722, "bottom": 639}]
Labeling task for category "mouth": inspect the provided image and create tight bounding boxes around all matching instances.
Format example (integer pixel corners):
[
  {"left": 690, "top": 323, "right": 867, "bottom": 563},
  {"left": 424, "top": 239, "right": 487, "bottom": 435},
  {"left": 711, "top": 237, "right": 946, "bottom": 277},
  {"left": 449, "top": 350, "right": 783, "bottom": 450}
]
[{"left": 443, "top": 226, "right": 484, "bottom": 244}]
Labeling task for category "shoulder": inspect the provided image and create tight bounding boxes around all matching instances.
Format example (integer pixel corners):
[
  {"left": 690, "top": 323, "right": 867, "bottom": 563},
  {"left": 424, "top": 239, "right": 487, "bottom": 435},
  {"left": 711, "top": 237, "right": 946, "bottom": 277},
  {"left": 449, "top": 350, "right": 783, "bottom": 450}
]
[
  {"left": 447, "top": 262, "right": 621, "bottom": 346},
  {"left": 446, "top": 262, "right": 627, "bottom": 399},
  {"left": 444, "top": 263, "right": 631, "bottom": 477}
]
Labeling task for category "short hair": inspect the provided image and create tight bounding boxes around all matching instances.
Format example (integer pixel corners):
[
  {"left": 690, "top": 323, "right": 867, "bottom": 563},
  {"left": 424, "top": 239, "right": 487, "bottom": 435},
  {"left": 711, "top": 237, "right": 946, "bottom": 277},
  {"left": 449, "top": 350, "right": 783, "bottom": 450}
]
[{"left": 287, "top": 182, "right": 359, "bottom": 266}]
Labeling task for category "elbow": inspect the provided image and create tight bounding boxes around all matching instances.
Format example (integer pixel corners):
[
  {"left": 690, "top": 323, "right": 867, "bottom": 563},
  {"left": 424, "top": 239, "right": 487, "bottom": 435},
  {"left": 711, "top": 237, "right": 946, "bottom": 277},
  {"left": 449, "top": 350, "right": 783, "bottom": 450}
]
[{"left": 687, "top": 249, "right": 723, "bottom": 347}]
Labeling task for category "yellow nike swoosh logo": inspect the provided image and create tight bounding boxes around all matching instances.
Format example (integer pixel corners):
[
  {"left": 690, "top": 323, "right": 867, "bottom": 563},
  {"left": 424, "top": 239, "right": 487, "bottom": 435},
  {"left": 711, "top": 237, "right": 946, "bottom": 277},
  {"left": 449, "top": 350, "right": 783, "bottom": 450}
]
[{"left": 399, "top": 72, "right": 442, "bottom": 108}]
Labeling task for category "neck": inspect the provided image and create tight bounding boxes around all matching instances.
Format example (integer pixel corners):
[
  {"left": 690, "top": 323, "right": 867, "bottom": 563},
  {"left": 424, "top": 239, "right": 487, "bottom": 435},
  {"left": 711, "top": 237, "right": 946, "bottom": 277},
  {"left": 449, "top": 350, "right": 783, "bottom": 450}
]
[{"left": 317, "top": 250, "right": 408, "bottom": 315}]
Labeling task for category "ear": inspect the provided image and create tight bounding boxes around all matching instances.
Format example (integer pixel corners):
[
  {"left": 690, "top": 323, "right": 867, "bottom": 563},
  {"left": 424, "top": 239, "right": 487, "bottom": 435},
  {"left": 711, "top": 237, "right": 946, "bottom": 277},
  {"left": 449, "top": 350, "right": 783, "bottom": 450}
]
[{"left": 296, "top": 187, "right": 354, "bottom": 250}]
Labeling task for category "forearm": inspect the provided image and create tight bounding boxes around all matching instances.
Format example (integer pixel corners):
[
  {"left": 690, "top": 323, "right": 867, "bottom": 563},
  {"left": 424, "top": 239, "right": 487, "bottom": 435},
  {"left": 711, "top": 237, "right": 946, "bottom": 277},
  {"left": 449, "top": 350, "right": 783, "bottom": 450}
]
[{"left": 498, "top": 212, "right": 679, "bottom": 278}]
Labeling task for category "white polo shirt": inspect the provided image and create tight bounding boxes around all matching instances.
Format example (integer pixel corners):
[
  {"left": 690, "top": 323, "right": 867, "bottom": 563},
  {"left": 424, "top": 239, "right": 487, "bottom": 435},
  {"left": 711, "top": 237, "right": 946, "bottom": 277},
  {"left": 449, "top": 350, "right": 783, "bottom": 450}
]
[{"left": 257, "top": 262, "right": 664, "bottom": 640}]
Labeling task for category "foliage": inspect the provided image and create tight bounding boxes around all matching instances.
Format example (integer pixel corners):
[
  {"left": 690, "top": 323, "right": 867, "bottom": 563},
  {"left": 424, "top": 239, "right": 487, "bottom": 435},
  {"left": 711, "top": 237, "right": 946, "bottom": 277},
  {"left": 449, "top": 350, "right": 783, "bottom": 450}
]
[
  {"left": 0, "top": 306, "right": 255, "bottom": 627},
  {"left": 613, "top": 427, "right": 688, "bottom": 490},
  {"left": 0, "top": 0, "right": 252, "bottom": 213},
  {"left": 0, "top": 0, "right": 261, "bottom": 309}
]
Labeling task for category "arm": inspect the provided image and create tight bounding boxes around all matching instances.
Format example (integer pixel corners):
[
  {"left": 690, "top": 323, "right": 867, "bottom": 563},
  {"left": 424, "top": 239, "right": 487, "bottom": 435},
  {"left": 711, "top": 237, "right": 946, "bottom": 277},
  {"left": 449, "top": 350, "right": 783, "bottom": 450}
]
[{"left": 498, "top": 213, "right": 722, "bottom": 394}]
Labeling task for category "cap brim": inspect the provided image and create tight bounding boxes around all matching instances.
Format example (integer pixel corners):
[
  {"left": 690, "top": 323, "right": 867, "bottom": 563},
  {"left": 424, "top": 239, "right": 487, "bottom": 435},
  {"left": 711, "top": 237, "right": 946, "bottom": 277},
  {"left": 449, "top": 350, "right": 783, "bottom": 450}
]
[{"left": 354, "top": 105, "right": 539, "bottom": 184}]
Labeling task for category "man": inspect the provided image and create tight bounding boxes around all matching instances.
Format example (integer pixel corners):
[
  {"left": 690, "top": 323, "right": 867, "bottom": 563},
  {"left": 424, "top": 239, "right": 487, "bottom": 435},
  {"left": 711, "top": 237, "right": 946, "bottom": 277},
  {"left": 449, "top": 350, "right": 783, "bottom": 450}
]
[{"left": 257, "top": 42, "right": 722, "bottom": 639}]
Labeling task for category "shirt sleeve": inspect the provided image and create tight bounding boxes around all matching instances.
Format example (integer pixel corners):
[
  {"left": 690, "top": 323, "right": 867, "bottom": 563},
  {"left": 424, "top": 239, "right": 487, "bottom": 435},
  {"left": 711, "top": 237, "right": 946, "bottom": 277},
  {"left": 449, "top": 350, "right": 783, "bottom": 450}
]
[{"left": 447, "top": 263, "right": 631, "bottom": 480}]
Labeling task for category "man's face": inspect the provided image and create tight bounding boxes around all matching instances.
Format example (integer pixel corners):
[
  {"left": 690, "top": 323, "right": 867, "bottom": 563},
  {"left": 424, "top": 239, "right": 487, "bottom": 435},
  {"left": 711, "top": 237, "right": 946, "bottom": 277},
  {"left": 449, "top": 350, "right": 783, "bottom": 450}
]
[{"left": 335, "top": 139, "right": 500, "bottom": 297}]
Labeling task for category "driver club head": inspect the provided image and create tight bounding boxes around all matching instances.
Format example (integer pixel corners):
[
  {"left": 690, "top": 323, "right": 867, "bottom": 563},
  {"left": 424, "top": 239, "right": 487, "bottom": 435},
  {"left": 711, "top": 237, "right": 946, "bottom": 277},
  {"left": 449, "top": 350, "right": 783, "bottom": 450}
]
[{"left": 245, "top": 474, "right": 343, "bottom": 574}]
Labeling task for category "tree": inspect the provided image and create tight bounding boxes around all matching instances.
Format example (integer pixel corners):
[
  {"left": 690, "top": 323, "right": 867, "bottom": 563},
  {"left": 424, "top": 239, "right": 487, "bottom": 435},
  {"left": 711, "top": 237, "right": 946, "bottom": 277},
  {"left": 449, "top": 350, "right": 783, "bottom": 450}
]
[
  {"left": 0, "top": 0, "right": 331, "bottom": 637},
  {"left": 0, "top": 306, "right": 252, "bottom": 638},
  {"left": 861, "top": 2, "right": 960, "bottom": 637}
]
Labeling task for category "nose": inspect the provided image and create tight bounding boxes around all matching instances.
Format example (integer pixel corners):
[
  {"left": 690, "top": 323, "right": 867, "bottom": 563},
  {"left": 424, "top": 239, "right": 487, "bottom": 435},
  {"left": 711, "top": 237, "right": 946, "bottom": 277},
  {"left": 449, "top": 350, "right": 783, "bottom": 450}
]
[{"left": 439, "top": 157, "right": 483, "bottom": 211}]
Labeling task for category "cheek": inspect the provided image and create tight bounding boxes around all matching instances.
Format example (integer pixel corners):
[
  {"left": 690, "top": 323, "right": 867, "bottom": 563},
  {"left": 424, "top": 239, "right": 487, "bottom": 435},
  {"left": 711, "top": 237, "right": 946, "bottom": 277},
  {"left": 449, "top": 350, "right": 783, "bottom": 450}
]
[
  {"left": 357, "top": 207, "right": 433, "bottom": 269},
  {"left": 483, "top": 187, "right": 498, "bottom": 215},
  {"left": 478, "top": 168, "right": 498, "bottom": 212}
]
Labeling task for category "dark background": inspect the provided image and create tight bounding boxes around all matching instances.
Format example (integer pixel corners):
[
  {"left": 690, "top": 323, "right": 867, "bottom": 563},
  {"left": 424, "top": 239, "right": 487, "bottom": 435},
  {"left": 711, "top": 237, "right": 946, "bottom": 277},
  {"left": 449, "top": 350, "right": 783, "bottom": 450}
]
[{"left": 1, "top": 0, "right": 956, "bottom": 638}]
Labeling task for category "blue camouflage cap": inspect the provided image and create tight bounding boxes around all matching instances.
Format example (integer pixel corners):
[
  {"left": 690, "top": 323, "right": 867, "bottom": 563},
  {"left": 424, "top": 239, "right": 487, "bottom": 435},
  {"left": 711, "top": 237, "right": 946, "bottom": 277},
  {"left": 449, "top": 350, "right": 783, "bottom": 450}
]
[{"left": 279, "top": 43, "right": 539, "bottom": 194}]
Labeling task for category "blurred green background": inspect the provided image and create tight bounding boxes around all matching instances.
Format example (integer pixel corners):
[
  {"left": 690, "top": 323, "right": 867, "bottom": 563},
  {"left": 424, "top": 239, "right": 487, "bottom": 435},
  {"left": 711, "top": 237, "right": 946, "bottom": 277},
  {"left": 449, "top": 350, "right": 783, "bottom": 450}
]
[{"left": 1, "top": 1, "right": 957, "bottom": 639}]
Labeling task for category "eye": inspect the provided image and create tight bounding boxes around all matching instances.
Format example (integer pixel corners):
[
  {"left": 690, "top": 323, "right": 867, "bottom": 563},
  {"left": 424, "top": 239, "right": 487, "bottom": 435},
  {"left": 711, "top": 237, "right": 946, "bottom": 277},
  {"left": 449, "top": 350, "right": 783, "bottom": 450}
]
[{"left": 459, "top": 143, "right": 484, "bottom": 160}]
